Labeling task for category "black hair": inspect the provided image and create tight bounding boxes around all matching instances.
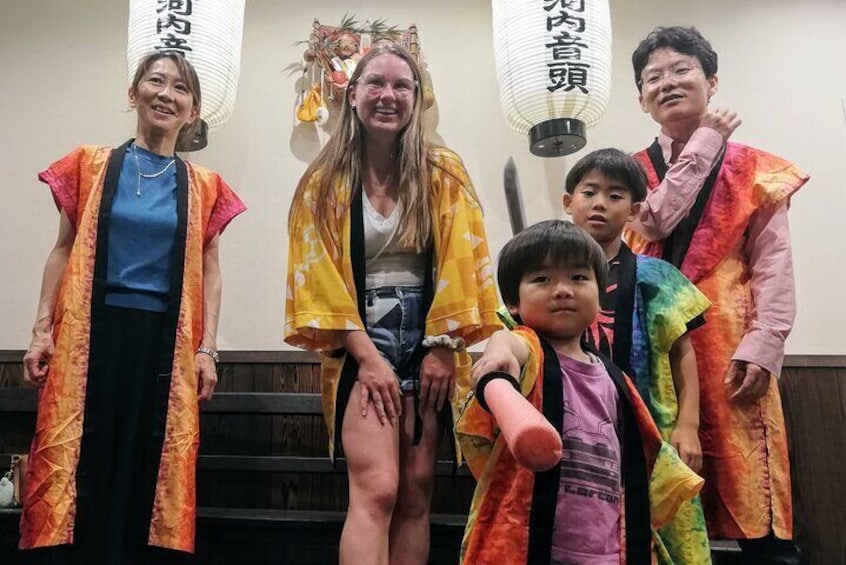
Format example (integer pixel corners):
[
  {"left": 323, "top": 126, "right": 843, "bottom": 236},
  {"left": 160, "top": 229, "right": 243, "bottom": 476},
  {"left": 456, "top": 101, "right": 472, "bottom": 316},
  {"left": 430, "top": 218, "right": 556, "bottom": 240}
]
[
  {"left": 632, "top": 26, "right": 718, "bottom": 92},
  {"left": 564, "top": 148, "right": 648, "bottom": 203},
  {"left": 497, "top": 220, "right": 608, "bottom": 309},
  {"left": 130, "top": 51, "right": 202, "bottom": 148}
]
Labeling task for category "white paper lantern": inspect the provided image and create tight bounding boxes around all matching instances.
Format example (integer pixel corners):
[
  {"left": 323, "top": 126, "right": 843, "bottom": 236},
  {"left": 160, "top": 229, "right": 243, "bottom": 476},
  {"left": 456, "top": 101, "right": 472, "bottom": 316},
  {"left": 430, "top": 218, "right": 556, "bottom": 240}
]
[
  {"left": 127, "top": 0, "right": 245, "bottom": 134},
  {"left": 492, "top": 0, "right": 612, "bottom": 157}
]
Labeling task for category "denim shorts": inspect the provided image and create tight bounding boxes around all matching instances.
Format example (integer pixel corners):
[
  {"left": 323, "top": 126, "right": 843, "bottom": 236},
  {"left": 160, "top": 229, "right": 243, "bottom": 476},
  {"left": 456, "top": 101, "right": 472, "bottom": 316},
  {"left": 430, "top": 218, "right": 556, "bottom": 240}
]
[{"left": 364, "top": 286, "right": 424, "bottom": 392}]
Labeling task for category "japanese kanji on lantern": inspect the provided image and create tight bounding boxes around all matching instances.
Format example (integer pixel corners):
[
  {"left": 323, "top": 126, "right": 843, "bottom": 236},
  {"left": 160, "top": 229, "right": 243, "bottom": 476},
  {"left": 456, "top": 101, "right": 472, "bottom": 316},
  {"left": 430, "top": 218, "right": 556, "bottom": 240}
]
[
  {"left": 127, "top": 0, "right": 245, "bottom": 150},
  {"left": 492, "top": 0, "right": 612, "bottom": 157}
]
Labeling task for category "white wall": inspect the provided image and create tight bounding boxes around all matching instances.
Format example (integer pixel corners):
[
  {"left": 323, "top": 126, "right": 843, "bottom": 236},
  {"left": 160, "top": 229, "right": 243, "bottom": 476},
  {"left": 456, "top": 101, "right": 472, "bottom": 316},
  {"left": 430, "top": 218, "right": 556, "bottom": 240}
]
[{"left": 1, "top": 0, "right": 844, "bottom": 353}]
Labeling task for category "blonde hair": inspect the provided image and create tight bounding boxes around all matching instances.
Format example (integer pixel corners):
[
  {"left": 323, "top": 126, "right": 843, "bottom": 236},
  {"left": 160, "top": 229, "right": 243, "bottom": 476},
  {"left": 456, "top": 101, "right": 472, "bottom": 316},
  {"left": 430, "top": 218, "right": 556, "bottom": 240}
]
[
  {"left": 130, "top": 51, "right": 202, "bottom": 150},
  {"left": 289, "top": 43, "right": 433, "bottom": 252}
]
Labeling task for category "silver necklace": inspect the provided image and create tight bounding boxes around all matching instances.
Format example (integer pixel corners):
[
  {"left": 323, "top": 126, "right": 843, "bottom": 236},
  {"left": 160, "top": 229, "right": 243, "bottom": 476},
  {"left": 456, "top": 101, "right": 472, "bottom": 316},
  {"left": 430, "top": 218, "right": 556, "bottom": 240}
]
[{"left": 132, "top": 145, "right": 175, "bottom": 197}]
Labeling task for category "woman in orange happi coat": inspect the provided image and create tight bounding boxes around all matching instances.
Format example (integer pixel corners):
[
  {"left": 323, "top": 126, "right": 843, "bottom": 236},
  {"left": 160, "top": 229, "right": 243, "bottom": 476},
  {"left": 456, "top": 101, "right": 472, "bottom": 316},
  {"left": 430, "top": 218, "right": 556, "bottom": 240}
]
[{"left": 20, "top": 51, "right": 245, "bottom": 563}]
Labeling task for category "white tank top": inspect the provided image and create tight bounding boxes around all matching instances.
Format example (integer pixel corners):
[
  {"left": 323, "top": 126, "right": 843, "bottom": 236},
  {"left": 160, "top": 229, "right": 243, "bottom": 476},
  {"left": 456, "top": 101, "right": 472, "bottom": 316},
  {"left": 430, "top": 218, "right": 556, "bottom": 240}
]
[{"left": 363, "top": 194, "right": 426, "bottom": 289}]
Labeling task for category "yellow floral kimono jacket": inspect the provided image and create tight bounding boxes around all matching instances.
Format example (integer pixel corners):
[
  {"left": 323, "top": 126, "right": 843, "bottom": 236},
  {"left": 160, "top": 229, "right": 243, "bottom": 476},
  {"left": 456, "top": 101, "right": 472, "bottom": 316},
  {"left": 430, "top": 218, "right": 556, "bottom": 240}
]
[
  {"left": 20, "top": 142, "right": 245, "bottom": 552},
  {"left": 285, "top": 147, "right": 502, "bottom": 459}
]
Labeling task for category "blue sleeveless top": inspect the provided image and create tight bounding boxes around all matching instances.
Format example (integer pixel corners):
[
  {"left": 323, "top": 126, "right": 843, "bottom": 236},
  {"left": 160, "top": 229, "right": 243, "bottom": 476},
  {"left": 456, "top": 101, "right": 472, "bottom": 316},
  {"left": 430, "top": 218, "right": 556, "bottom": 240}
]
[{"left": 105, "top": 144, "right": 178, "bottom": 312}]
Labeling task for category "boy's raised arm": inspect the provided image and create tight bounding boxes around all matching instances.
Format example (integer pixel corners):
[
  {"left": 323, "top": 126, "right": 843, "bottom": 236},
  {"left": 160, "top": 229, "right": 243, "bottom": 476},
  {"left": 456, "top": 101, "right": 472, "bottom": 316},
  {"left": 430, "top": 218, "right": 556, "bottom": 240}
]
[{"left": 471, "top": 329, "right": 530, "bottom": 387}]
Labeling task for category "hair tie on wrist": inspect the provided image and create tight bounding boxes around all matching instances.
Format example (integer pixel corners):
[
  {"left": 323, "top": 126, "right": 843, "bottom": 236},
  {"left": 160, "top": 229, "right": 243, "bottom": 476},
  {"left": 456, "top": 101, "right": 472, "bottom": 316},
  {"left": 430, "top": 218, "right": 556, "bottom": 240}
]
[{"left": 422, "top": 334, "right": 464, "bottom": 351}]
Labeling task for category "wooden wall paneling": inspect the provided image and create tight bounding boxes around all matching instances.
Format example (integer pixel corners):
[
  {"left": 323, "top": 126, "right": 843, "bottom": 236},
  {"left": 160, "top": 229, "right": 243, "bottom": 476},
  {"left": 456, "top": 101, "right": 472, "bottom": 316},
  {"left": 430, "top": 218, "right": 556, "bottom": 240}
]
[
  {"left": 780, "top": 367, "right": 846, "bottom": 563},
  {"left": 0, "top": 362, "right": 31, "bottom": 456},
  {"left": 198, "top": 361, "right": 231, "bottom": 508},
  {"left": 4, "top": 353, "right": 846, "bottom": 562},
  {"left": 251, "top": 361, "right": 277, "bottom": 508},
  {"left": 304, "top": 362, "right": 340, "bottom": 512},
  {"left": 199, "top": 361, "right": 266, "bottom": 508},
  {"left": 234, "top": 363, "right": 271, "bottom": 508},
  {"left": 0, "top": 363, "right": 23, "bottom": 387},
  {"left": 281, "top": 363, "right": 313, "bottom": 510},
  {"left": 270, "top": 362, "right": 288, "bottom": 510}
]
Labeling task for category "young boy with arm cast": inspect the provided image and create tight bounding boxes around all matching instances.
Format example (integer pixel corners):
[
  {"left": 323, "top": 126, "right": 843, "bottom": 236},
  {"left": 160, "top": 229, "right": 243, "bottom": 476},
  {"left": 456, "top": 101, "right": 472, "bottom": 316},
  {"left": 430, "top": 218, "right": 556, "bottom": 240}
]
[
  {"left": 563, "top": 148, "right": 712, "bottom": 563},
  {"left": 456, "top": 220, "right": 703, "bottom": 565}
]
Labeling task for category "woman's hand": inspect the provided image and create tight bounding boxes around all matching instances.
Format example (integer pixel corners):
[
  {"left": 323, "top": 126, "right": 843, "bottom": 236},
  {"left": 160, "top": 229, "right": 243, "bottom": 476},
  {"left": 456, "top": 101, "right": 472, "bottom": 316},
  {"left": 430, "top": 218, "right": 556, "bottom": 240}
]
[
  {"left": 357, "top": 354, "right": 401, "bottom": 426},
  {"left": 420, "top": 346, "right": 456, "bottom": 412},
  {"left": 196, "top": 352, "right": 218, "bottom": 402},
  {"left": 670, "top": 422, "right": 703, "bottom": 474},
  {"left": 24, "top": 210, "right": 75, "bottom": 389},
  {"left": 23, "top": 332, "right": 54, "bottom": 387}
]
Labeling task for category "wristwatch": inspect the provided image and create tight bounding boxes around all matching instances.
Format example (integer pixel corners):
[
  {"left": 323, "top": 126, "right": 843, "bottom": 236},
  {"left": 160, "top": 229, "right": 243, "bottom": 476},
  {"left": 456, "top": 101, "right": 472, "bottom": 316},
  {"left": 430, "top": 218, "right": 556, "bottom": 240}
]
[{"left": 197, "top": 346, "right": 219, "bottom": 363}]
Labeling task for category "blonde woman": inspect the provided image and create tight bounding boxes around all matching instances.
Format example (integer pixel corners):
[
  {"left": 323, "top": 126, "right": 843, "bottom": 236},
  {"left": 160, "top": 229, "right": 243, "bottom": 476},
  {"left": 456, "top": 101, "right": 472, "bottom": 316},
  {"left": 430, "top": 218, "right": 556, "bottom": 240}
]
[{"left": 285, "top": 44, "right": 500, "bottom": 565}]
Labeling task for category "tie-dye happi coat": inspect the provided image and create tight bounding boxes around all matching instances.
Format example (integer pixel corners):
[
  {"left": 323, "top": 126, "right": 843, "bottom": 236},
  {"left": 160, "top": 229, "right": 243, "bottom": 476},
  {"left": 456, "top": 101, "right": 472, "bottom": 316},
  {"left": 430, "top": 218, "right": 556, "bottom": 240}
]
[
  {"left": 20, "top": 143, "right": 245, "bottom": 552},
  {"left": 588, "top": 244, "right": 712, "bottom": 564},
  {"left": 456, "top": 327, "right": 705, "bottom": 565},
  {"left": 626, "top": 142, "right": 809, "bottom": 540},
  {"left": 285, "top": 146, "right": 502, "bottom": 460}
]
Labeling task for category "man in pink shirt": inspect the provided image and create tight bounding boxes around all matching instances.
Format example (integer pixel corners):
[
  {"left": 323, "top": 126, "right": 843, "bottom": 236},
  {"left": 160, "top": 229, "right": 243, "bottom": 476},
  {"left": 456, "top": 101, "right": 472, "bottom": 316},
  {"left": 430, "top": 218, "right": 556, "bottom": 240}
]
[{"left": 624, "top": 26, "right": 808, "bottom": 563}]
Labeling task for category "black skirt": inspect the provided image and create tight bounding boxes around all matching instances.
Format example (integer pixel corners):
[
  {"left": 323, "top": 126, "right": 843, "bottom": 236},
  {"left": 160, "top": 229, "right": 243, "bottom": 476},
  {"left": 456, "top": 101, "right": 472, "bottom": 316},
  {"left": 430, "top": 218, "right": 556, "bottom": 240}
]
[{"left": 22, "top": 305, "right": 192, "bottom": 565}]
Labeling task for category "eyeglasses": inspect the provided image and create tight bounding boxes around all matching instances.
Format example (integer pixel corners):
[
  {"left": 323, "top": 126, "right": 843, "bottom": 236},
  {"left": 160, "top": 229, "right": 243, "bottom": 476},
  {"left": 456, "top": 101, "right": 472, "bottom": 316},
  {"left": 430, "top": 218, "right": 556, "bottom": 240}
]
[
  {"left": 358, "top": 74, "right": 417, "bottom": 96},
  {"left": 638, "top": 63, "right": 703, "bottom": 90}
]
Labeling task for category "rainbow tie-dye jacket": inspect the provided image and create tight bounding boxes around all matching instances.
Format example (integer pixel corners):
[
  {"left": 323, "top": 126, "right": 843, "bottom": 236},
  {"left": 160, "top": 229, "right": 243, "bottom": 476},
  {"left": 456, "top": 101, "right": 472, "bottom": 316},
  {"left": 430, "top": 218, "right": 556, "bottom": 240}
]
[{"left": 592, "top": 247, "right": 712, "bottom": 564}]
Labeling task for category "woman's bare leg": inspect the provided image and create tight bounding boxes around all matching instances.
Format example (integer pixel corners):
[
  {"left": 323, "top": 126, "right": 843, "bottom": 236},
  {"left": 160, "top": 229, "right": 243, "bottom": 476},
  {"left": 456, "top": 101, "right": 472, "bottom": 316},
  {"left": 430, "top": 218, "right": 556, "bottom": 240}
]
[
  {"left": 339, "top": 382, "right": 401, "bottom": 565},
  {"left": 388, "top": 395, "right": 442, "bottom": 565}
]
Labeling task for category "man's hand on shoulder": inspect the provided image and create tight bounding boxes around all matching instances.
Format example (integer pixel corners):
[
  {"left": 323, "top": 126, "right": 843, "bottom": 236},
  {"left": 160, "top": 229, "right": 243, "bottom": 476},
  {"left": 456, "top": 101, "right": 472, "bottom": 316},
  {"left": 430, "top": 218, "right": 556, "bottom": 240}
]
[{"left": 700, "top": 108, "right": 741, "bottom": 142}]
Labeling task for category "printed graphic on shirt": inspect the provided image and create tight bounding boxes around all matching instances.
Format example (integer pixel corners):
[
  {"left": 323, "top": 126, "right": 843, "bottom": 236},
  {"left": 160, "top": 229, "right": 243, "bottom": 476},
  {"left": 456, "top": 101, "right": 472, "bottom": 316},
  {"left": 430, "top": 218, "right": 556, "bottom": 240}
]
[{"left": 560, "top": 401, "right": 620, "bottom": 506}]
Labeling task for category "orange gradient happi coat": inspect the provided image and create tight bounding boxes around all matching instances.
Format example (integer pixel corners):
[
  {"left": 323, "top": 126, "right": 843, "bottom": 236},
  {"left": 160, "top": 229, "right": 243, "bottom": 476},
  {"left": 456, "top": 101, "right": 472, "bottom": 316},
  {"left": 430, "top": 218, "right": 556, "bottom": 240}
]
[
  {"left": 626, "top": 142, "right": 808, "bottom": 539},
  {"left": 20, "top": 144, "right": 245, "bottom": 552}
]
